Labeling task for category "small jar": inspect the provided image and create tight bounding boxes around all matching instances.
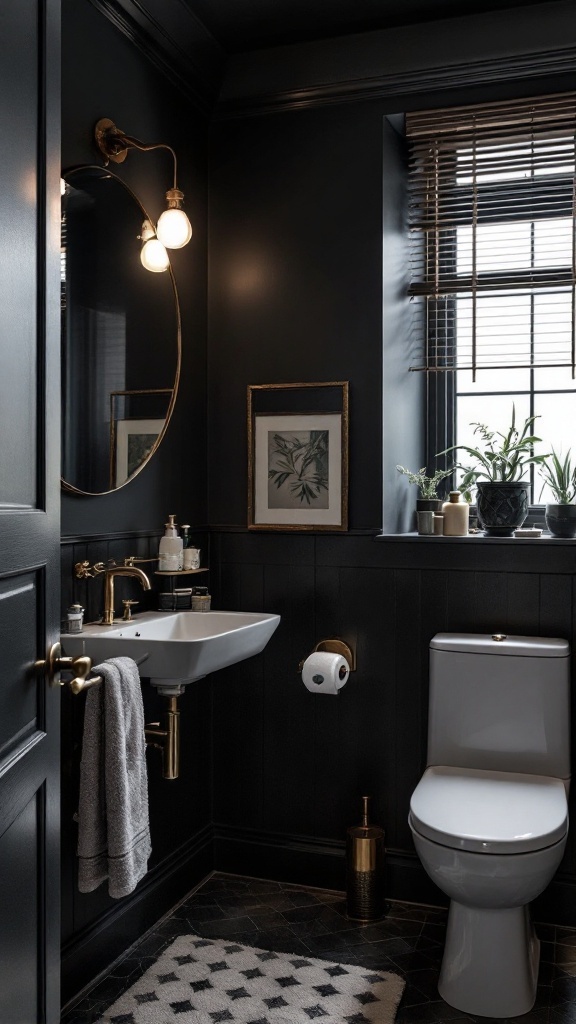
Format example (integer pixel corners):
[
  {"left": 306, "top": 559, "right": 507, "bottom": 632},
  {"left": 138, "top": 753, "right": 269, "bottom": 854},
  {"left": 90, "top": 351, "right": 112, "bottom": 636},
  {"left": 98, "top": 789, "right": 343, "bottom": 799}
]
[
  {"left": 191, "top": 586, "right": 210, "bottom": 612},
  {"left": 66, "top": 603, "right": 84, "bottom": 633},
  {"left": 183, "top": 546, "right": 201, "bottom": 570}
]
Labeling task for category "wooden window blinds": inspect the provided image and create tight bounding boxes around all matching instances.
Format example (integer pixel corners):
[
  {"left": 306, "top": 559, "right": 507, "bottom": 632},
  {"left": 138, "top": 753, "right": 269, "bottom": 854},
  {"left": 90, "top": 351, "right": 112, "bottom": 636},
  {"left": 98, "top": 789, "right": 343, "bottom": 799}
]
[{"left": 406, "top": 92, "right": 576, "bottom": 379}]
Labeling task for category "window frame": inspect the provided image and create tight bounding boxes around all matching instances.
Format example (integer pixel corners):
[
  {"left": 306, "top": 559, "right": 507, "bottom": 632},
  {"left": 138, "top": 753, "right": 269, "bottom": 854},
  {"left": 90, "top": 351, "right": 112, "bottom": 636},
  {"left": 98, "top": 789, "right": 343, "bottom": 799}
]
[{"left": 405, "top": 92, "right": 576, "bottom": 508}]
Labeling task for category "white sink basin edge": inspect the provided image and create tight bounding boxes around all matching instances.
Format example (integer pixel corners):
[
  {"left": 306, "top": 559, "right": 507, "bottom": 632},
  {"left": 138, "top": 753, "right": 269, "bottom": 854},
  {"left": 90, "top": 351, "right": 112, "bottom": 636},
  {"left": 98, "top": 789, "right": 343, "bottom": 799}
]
[{"left": 61, "top": 610, "right": 281, "bottom": 694}]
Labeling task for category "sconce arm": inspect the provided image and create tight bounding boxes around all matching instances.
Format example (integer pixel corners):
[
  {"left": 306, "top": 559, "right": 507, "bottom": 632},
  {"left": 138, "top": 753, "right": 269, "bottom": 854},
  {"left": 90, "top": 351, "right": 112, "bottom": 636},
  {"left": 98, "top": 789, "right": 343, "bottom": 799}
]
[{"left": 94, "top": 119, "right": 178, "bottom": 189}]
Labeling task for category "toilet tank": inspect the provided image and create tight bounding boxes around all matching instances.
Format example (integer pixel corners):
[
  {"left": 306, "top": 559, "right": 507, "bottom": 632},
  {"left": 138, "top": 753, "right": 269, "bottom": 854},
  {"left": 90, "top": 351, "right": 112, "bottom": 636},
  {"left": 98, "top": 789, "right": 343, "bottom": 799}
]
[{"left": 427, "top": 633, "right": 570, "bottom": 780}]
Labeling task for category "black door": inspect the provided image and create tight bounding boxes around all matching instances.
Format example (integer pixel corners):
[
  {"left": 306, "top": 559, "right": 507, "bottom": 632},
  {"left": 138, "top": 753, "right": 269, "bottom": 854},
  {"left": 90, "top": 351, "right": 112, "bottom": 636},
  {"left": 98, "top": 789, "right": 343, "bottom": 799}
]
[{"left": 0, "top": 1, "right": 61, "bottom": 1021}]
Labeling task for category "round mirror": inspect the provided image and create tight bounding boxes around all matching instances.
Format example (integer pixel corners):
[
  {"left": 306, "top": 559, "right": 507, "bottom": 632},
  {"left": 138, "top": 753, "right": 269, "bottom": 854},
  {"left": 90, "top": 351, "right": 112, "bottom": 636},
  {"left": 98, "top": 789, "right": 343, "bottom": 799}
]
[{"left": 60, "top": 165, "right": 181, "bottom": 495}]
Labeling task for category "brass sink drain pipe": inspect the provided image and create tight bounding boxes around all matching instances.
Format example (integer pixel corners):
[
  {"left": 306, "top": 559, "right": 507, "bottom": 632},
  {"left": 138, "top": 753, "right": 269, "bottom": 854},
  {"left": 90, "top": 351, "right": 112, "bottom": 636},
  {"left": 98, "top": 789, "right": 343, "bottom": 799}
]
[{"left": 145, "top": 696, "right": 180, "bottom": 780}]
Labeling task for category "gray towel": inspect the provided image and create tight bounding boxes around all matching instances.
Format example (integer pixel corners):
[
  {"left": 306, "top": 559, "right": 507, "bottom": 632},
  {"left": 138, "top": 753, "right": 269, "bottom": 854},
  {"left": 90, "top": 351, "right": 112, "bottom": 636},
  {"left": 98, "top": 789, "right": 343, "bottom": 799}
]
[{"left": 77, "top": 656, "right": 151, "bottom": 899}]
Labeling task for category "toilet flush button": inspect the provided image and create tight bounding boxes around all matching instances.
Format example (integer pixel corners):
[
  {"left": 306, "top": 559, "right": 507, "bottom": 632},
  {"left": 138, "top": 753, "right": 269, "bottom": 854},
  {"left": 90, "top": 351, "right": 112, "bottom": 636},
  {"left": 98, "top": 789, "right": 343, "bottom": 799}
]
[{"left": 492, "top": 633, "right": 507, "bottom": 642}]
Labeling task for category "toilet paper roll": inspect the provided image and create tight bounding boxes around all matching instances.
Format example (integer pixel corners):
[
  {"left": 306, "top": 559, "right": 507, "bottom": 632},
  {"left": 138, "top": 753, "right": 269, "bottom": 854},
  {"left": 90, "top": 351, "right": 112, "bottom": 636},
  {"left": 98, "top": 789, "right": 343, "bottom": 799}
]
[{"left": 302, "top": 651, "right": 350, "bottom": 695}]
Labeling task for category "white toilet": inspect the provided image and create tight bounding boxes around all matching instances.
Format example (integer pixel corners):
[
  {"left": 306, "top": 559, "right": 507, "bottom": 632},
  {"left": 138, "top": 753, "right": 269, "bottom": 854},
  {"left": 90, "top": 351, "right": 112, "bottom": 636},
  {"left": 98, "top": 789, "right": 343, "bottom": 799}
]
[{"left": 409, "top": 632, "right": 570, "bottom": 1018}]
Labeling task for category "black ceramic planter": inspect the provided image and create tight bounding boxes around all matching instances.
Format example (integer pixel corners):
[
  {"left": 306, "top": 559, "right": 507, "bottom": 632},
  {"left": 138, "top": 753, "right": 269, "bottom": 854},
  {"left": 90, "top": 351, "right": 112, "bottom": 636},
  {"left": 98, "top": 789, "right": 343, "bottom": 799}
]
[
  {"left": 416, "top": 498, "right": 442, "bottom": 513},
  {"left": 545, "top": 504, "right": 576, "bottom": 538},
  {"left": 476, "top": 481, "right": 530, "bottom": 537}
]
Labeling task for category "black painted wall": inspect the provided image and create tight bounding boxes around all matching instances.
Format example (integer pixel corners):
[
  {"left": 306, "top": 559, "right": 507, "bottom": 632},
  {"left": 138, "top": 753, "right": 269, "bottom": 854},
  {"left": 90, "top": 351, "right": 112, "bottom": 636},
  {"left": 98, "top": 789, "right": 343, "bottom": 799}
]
[
  {"left": 60, "top": 0, "right": 211, "bottom": 1002},
  {"left": 207, "top": 6, "right": 576, "bottom": 923},
  {"left": 60, "top": 0, "right": 576, "bottom": 1005},
  {"left": 61, "top": 0, "right": 208, "bottom": 537}
]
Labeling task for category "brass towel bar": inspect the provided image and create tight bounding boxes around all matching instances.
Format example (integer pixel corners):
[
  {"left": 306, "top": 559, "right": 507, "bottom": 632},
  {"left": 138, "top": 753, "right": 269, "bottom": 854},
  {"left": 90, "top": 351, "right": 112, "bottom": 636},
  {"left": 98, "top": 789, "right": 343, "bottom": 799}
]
[{"left": 36, "top": 646, "right": 178, "bottom": 779}]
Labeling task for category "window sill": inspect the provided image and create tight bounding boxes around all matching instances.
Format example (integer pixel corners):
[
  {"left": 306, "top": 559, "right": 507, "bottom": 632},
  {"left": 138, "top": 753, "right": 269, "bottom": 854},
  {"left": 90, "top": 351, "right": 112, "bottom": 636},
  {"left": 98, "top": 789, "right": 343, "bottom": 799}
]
[{"left": 375, "top": 531, "right": 576, "bottom": 545}]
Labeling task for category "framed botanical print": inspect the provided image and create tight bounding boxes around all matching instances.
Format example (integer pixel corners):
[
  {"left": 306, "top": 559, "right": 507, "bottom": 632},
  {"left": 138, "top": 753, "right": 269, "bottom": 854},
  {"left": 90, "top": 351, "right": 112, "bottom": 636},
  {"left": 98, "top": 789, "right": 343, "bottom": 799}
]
[
  {"left": 114, "top": 417, "right": 164, "bottom": 487},
  {"left": 248, "top": 382, "right": 349, "bottom": 531}
]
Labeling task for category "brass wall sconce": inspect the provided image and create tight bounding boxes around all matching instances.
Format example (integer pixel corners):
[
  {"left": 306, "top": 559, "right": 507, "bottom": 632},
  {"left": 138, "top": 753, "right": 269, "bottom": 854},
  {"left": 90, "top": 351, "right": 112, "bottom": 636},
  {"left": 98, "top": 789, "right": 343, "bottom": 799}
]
[{"left": 94, "top": 117, "right": 192, "bottom": 272}]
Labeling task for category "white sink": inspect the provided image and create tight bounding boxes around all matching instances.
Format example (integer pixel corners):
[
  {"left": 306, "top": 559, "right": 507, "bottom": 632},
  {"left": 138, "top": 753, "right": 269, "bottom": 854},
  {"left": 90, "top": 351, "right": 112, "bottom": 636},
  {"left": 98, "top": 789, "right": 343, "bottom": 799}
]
[{"left": 61, "top": 610, "right": 280, "bottom": 694}]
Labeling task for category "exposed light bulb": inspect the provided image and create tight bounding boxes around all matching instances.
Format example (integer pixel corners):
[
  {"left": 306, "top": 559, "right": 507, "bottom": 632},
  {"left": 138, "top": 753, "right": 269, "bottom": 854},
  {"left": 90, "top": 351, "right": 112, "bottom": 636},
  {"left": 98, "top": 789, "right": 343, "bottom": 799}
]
[
  {"left": 156, "top": 207, "right": 192, "bottom": 249},
  {"left": 140, "top": 237, "right": 169, "bottom": 273}
]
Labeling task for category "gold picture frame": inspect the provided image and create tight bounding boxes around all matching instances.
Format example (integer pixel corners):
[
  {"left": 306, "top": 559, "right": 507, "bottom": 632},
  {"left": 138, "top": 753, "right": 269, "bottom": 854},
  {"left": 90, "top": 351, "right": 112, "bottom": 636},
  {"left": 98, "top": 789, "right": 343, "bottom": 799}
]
[
  {"left": 247, "top": 382, "right": 349, "bottom": 532},
  {"left": 109, "top": 388, "right": 173, "bottom": 488}
]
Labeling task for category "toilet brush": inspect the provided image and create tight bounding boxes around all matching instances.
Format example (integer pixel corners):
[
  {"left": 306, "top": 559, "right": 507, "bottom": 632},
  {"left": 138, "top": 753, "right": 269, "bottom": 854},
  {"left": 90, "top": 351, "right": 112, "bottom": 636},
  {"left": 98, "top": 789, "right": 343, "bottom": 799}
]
[{"left": 346, "top": 795, "right": 386, "bottom": 921}]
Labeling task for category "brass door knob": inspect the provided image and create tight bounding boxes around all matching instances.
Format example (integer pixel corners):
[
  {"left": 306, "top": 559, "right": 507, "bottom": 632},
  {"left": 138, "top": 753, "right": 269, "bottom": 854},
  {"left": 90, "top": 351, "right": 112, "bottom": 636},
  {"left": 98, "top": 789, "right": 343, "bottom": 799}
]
[{"left": 35, "top": 642, "right": 101, "bottom": 693}]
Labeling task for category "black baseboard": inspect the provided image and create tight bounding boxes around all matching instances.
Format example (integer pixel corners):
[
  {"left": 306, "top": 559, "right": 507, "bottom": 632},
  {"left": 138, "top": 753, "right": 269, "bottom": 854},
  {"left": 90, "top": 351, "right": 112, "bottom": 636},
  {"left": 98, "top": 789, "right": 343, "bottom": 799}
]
[
  {"left": 213, "top": 825, "right": 347, "bottom": 892},
  {"left": 212, "top": 825, "right": 576, "bottom": 924},
  {"left": 212, "top": 824, "right": 447, "bottom": 908},
  {"left": 62, "top": 824, "right": 576, "bottom": 1010},
  {"left": 61, "top": 825, "right": 213, "bottom": 1007},
  {"left": 534, "top": 875, "right": 576, "bottom": 927}
]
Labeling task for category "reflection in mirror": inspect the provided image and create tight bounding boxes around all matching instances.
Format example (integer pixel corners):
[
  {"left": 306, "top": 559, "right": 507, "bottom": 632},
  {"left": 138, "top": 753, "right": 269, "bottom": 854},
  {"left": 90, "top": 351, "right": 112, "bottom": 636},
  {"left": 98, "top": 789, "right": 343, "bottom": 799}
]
[{"left": 61, "top": 166, "right": 180, "bottom": 495}]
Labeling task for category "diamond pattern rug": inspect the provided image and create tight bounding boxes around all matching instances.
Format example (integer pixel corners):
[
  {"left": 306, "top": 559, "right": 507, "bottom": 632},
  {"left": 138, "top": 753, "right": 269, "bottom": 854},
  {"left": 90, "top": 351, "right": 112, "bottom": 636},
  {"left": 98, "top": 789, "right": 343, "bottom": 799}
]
[{"left": 97, "top": 933, "right": 405, "bottom": 1023}]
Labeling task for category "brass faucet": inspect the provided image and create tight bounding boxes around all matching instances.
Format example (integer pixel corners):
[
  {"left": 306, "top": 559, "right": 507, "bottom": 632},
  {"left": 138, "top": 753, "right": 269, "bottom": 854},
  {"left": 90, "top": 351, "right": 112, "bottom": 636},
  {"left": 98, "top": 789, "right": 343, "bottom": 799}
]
[
  {"left": 102, "top": 565, "right": 151, "bottom": 625},
  {"left": 75, "top": 559, "right": 152, "bottom": 625}
]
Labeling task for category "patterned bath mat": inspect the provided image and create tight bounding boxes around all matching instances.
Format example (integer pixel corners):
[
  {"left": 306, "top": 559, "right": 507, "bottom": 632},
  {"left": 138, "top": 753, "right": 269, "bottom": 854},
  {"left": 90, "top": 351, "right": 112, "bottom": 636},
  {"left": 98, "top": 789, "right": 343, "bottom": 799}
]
[{"left": 98, "top": 933, "right": 405, "bottom": 1023}]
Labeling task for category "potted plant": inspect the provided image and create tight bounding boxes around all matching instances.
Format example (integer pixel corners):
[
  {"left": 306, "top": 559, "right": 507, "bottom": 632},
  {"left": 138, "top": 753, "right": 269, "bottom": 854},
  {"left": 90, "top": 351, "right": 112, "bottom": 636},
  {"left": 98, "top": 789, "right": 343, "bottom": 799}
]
[
  {"left": 439, "top": 406, "right": 549, "bottom": 536},
  {"left": 395, "top": 465, "right": 453, "bottom": 513},
  {"left": 538, "top": 449, "right": 576, "bottom": 538}
]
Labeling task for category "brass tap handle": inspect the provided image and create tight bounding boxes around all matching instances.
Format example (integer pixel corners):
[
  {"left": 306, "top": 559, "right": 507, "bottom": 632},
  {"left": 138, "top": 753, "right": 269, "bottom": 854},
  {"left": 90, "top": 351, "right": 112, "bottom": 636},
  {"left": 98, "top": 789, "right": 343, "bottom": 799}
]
[
  {"left": 122, "top": 599, "right": 139, "bottom": 621},
  {"left": 75, "top": 560, "right": 94, "bottom": 579},
  {"left": 123, "top": 556, "right": 159, "bottom": 567},
  {"left": 75, "top": 560, "right": 107, "bottom": 579}
]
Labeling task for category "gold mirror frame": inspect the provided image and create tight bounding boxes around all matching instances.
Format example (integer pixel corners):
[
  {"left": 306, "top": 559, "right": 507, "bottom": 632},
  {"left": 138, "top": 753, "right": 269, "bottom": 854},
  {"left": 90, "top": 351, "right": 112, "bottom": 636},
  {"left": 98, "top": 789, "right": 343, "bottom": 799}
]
[{"left": 60, "top": 165, "right": 181, "bottom": 497}]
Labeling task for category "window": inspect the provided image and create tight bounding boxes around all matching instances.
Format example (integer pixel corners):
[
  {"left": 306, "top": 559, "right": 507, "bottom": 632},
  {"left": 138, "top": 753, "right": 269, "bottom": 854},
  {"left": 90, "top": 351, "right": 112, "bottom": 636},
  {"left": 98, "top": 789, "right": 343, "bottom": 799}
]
[{"left": 406, "top": 92, "right": 576, "bottom": 503}]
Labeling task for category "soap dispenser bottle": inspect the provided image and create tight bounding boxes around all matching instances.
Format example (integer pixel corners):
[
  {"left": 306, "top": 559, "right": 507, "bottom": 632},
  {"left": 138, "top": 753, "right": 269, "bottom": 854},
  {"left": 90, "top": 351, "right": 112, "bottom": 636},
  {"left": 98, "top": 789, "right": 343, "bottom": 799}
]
[
  {"left": 441, "top": 490, "right": 469, "bottom": 536},
  {"left": 158, "top": 515, "right": 183, "bottom": 571}
]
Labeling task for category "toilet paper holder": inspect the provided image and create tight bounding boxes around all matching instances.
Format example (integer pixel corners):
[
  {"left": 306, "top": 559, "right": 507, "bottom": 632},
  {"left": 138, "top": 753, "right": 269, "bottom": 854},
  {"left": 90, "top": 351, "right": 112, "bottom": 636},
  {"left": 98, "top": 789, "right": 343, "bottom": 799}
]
[{"left": 298, "top": 638, "right": 356, "bottom": 673}]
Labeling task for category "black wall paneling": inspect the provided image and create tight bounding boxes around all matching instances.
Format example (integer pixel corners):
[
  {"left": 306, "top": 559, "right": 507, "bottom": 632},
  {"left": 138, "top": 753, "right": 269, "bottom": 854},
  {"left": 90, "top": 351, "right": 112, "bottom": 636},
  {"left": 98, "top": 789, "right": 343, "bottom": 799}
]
[
  {"left": 206, "top": 0, "right": 576, "bottom": 931},
  {"left": 210, "top": 530, "right": 576, "bottom": 925},
  {"left": 60, "top": 0, "right": 210, "bottom": 1002},
  {"left": 60, "top": 825, "right": 213, "bottom": 1007},
  {"left": 60, "top": 531, "right": 213, "bottom": 1000},
  {"left": 60, "top": 0, "right": 576, "bottom": 1005}
]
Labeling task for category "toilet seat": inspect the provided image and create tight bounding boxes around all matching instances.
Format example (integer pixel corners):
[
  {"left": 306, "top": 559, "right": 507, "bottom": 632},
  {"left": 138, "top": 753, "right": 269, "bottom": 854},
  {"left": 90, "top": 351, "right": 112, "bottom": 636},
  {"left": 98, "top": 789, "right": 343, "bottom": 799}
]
[{"left": 410, "top": 765, "right": 568, "bottom": 854}]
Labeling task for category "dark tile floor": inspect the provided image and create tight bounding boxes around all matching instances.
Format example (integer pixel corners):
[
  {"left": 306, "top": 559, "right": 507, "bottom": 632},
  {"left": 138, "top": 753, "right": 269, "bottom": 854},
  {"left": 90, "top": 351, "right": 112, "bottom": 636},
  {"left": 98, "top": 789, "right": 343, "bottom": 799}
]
[{"left": 62, "top": 873, "right": 576, "bottom": 1024}]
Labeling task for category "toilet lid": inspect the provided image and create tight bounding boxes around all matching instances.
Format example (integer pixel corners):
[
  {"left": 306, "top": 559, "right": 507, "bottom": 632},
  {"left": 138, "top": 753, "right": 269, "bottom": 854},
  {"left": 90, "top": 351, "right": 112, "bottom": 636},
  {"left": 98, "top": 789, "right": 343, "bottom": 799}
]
[{"left": 410, "top": 766, "right": 568, "bottom": 854}]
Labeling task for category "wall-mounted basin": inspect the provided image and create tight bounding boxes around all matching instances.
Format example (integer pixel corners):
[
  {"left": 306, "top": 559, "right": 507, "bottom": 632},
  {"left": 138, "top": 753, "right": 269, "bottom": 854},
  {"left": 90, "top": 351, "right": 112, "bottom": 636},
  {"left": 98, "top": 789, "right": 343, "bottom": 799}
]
[{"left": 61, "top": 610, "right": 280, "bottom": 694}]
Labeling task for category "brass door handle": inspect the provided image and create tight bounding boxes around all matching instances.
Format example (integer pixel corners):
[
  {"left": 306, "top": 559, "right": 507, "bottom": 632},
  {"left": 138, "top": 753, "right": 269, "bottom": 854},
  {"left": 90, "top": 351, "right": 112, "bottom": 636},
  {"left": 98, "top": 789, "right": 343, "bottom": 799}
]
[{"left": 35, "top": 642, "right": 102, "bottom": 693}]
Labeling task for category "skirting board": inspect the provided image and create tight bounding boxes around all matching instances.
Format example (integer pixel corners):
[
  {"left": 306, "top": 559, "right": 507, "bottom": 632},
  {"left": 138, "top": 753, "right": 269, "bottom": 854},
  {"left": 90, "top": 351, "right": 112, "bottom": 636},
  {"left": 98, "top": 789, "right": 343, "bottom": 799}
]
[
  {"left": 62, "top": 823, "right": 576, "bottom": 1009},
  {"left": 212, "top": 824, "right": 447, "bottom": 907},
  {"left": 213, "top": 825, "right": 576, "bottom": 926},
  {"left": 61, "top": 826, "right": 213, "bottom": 1008}
]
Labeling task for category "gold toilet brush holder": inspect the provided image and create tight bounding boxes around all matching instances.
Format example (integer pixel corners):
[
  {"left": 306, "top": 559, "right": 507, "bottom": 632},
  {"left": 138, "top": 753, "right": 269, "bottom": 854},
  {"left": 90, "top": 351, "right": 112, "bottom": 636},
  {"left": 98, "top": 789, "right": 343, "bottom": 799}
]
[{"left": 346, "top": 795, "right": 386, "bottom": 921}]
